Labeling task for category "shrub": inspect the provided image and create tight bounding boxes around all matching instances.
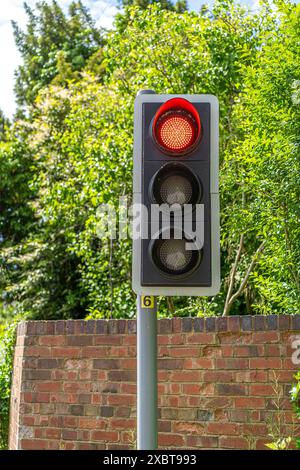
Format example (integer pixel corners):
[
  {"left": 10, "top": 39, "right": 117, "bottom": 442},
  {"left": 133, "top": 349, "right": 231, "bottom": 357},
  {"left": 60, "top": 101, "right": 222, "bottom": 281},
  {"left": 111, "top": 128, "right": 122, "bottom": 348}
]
[
  {"left": 290, "top": 371, "right": 300, "bottom": 449},
  {"left": 0, "top": 322, "right": 17, "bottom": 449}
]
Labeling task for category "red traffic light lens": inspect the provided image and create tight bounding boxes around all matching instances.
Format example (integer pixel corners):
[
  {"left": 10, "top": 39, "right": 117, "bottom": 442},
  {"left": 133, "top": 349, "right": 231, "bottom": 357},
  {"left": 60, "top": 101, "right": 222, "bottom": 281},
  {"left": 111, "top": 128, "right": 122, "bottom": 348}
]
[{"left": 153, "top": 98, "right": 201, "bottom": 155}]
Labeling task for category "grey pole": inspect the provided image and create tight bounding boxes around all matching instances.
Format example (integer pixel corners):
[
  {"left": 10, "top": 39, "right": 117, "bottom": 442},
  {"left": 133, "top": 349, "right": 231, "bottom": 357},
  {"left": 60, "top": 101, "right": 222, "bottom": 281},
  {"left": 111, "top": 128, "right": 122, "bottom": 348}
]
[{"left": 137, "top": 295, "right": 158, "bottom": 450}]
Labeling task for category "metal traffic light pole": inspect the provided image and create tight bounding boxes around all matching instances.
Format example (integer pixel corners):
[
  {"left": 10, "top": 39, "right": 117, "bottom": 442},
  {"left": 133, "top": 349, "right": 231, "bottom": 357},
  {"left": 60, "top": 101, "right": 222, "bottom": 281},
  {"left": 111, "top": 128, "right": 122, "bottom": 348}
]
[
  {"left": 136, "top": 90, "right": 158, "bottom": 451},
  {"left": 137, "top": 295, "right": 158, "bottom": 450}
]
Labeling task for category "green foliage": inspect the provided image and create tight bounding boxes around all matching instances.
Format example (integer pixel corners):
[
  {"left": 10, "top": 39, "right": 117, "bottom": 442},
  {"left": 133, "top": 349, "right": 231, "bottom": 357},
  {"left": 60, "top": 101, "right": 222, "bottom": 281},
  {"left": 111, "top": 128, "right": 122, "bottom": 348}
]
[
  {"left": 290, "top": 371, "right": 300, "bottom": 449},
  {"left": 0, "top": 1, "right": 299, "bottom": 320},
  {"left": 12, "top": 0, "right": 104, "bottom": 109},
  {"left": 119, "top": 0, "right": 187, "bottom": 12},
  {"left": 0, "top": 322, "right": 17, "bottom": 449},
  {"left": 0, "top": 110, "right": 10, "bottom": 142},
  {"left": 265, "top": 437, "right": 292, "bottom": 450},
  {"left": 221, "top": 1, "right": 300, "bottom": 314}
]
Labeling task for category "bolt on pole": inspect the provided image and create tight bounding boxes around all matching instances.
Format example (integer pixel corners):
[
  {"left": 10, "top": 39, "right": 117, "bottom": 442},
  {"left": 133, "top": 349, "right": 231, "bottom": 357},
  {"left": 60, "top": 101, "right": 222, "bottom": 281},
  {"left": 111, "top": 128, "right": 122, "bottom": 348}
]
[{"left": 137, "top": 295, "right": 158, "bottom": 450}]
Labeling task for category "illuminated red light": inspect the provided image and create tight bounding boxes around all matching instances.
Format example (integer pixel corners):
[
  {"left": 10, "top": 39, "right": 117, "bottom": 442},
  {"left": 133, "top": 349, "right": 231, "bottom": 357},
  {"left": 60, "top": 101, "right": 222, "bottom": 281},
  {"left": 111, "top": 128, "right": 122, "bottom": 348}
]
[{"left": 153, "top": 98, "right": 201, "bottom": 155}]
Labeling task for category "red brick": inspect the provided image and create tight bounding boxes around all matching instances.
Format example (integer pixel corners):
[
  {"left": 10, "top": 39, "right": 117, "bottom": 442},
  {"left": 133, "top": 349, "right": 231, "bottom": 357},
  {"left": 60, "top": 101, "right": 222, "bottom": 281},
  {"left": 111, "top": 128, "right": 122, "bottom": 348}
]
[
  {"left": 36, "top": 382, "right": 62, "bottom": 392},
  {"left": 107, "top": 394, "right": 135, "bottom": 406},
  {"left": 282, "top": 358, "right": 298, "bottom": 370},
  {"left": 182, "top": 383, "right": 214, "bottom": 395},
  {"left": 250, "top": 410, "right": 260, "bottom": 421},
  {"left": 170, "top": 347, "right": 200, "bottom": 357},
  {"left": 22, "top": 416, "right": 35, "bottom": 426},
  {"left": 10, "top": 317, "right": 297, "bottom": 452},
  {"left": 78, "top": 418, "right": 106, "bottom": 429},
  {"left": 204, "top": 397, "right": 232, "bottom": 408},
  {"left": 235, "top": 397, "right": 265, "bottom": 409},
  {"left": 228, "top": 317, "right": 241, "bottom": 332},
  {"left": 45, "top": 428, "right": 61, "bottom": 439},
  {"left": 63, "top": 416, "right": 78, "bottom": 427},
  {"left": 207, "top": 423, "right": 239, "bottom": 435},
  {"left": 235, "top": 345, "right": 262, "bottom": 357},
  {"left": 169, "top": 334, "right": 185, "bottom": 345},
  {"left": 52, "top": 347, "right": 81, "bottom": 358},
  {"left": 82, "top": 347, "right": 108, "bottom": 357},
  {"left": 249, "top": 358, "right": 282, "bottom": 369},
  {"left": 110, "top": 419, "right": 135, "bottom": 429},
  {"left": 39, "top": 336, "right": 65, "bottom": 346},
  {"left": 217, "top": 384, "right": 247, "bottom": 396},
  {"left": 243, "top": 423, "right": 268, "bottom": 436},
  {"left": 120, "top": 383, "right": 136, "bottom": 394},
  {"left": 219, "top": 436, "right": 248, "bottom": 449},
  {"left": 158, "top": 335, "right": 169, "bottom": 345},
  {"left": 21, "top": 439, "right": 48, "bottom": 450},
  {"left": 168, "top": 396, "right": 180, "bottom": 407},
  {"left": 109, "top": 347, "right": 130, "bottom": 357},
  {"left": 229, "top": 410, "right": 249, "bottom": 423},
  {"left": 249, "top": 384, "right": 274, "bottom": 396},
  {"left": 119, "top": 359, "right": 136, "bottom": 369},
  {"left": 24, "top": 346, "right": 51, "bottom": 357},
  {"left": 216, "top": 358, "right": 249, "bottom": 370},
  {"left": 62, "top": 429, "right": 77, "bottom": 440},
  {"left": 172, "top": 421, "right": 205, "bottom": 434},
  {"left": 218, "top": 332, "right": 252, "bottom": 344},
  {"left": 91, "top": 431, "right": 119, "bottom": 442},
  {"left": 122, "top": 335, "right": 136, "bottom": 346},
  {"left": 184, "top": 358, "right": 214, "bottom": 369},
  {"left": 64, "top": 382, "right": 90, "bottom": 393},
  {"left": 265, "top": 344, "right": 281, "bottom": 356},
  {"left": 186, "top": 333, "right": 215, "bottom": 344},
  {"left": 201, "top": 345, "right": 221, "bottom": 358},
  {"left": 222, "top": 346, "right": 234, "bottom": 357},
  {"left": 79, "top": 370, "right": 91, "bottom": 380},
  {"left": 255, "top": 438, "right": 270, "bottom": 450},
  {"left": 271, "top": 370, "right": 294, "bottom": 382},
  {"left": 77, "top": 443, "right": 98, "bottom": 450},
  {"left": 34, "top": 428, "right": 44, "bottom": 439},
  {"left": 249, "top": 370, "right": 268, "bottom": 382},
  {"left": 252, "top": 331, "right": 279, "bottom": 343},
  {"left": 158, "top": 433, "right": 185, "bottom": 447},
  {"left": 67, "top": 335, "right": 93, "bottom": 346},
  {"left": 186, "top": 436, "right": 218, "bottom": 448},
  {"left": 203, "top": 371, "right": 233, "bottom": 382},
  {"left": 170, "top": 371, "right": 201, "bottom": 382}
]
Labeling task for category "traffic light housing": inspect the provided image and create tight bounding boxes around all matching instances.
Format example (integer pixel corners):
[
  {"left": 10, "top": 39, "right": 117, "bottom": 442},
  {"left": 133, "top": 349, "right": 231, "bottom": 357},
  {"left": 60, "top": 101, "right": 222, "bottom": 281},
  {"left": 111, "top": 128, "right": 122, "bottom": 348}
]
[{"left": 132, "top": 92, "right": 220, "bottom": 296}]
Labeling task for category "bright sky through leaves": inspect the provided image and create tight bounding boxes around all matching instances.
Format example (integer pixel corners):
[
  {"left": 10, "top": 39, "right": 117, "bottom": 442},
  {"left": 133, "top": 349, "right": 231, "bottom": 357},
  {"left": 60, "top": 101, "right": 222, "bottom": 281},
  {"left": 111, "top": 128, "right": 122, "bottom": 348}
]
[{"left": 0, "top": 0, "right": 266, "bottom": 118}]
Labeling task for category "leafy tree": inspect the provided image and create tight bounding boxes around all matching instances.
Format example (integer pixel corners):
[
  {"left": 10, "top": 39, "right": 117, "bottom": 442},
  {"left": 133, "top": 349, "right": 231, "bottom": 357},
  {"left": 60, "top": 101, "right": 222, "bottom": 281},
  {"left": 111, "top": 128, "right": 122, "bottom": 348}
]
[
  {"left": 221, "top": 0, "right": 300, "bottom": 315},
  {"left": 0, "top": 133, "right": 35, "bottom": 245},
  {"left": 1, "top": 1, "right": 299, "bottom": 320},
  {"left": 12, "top": 0, "right": 104, "bottom": 109},
  {"left": 7, "top": 2, "right": 263, "bottom": 319},
  {"left": 0, "top": 111, "right": 10, "bottom": 142},
  {"left": 0, "top": 322, "right": 16, "bottom": 449},
  {"left": 120, "top": 0, "right": 187, "bottom": 12}
]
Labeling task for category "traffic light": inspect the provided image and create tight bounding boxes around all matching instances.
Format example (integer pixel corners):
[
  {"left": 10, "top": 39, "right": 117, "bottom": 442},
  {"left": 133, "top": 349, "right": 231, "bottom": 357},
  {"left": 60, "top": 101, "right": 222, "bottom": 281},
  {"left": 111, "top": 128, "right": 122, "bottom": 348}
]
[{"left": 132, "top": 92, "right": 220, "bottom": 296}]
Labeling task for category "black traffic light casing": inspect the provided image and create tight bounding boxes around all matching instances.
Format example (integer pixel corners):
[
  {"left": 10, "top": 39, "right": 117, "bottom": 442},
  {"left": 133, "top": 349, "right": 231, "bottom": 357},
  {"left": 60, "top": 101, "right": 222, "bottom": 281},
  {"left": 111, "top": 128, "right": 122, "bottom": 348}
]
[{"left": 132, "top": 93, "right": 220, "bottom": 296}]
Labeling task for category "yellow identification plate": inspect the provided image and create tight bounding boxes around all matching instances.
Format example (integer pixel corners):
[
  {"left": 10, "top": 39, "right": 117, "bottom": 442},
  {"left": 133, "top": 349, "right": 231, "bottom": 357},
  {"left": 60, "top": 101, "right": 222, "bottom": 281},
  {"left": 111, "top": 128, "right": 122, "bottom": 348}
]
[{"left": 141, "top": 296, "right": 155, "bottom": 309}]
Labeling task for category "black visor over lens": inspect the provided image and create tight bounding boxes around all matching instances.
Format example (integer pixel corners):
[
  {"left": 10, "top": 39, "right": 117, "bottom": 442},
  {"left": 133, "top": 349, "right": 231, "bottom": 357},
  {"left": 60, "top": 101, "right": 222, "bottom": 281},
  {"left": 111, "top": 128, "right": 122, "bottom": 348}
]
[
  {"left": 151, "top": 163, "right": 201, "bottom": 207},
  {"left": 151, "top": 232, "right": 201, "bottom": 277}
]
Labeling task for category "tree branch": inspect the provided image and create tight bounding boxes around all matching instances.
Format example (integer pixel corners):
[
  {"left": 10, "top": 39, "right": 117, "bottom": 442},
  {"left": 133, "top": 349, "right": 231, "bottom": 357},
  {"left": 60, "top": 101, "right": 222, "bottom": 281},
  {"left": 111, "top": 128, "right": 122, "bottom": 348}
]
[
  {"left": 223, "top": 240, "right": 266, "bottom": 316},
  {"left": 223, "top": 233, "right": 244, "bottom": 316}
]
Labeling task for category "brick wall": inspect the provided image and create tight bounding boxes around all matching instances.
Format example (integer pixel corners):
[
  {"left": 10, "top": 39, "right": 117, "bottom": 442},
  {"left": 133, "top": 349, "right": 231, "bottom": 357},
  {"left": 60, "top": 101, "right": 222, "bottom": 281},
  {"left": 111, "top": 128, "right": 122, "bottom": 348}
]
[{"left": 9, "top": 315, "right": 300, "bottom": 450}]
